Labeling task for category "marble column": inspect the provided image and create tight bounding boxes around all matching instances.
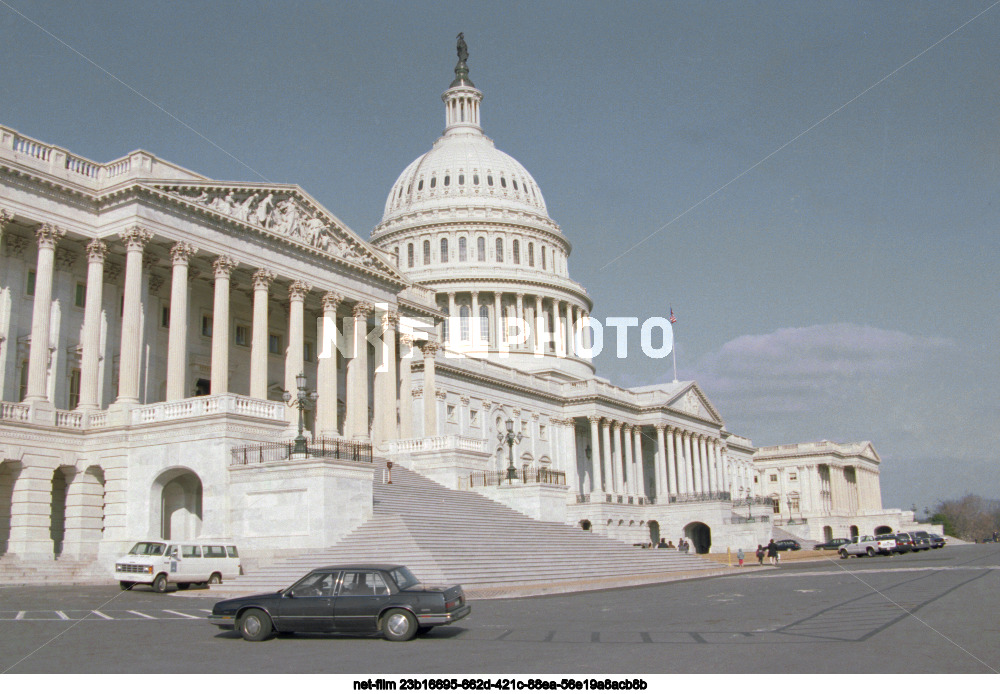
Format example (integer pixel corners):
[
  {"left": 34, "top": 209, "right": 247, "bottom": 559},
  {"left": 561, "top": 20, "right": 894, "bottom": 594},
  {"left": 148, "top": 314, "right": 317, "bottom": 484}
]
[
  {"left": 706, "top": 437, "right": 718, "bottom": 494},
  {"left": 345, "top": 301, "right": 372, "bottom": 439},
  {"left": 316, "top": 291, "right": 342, "bottom": 436},
  {"left": 494, "top": 293, "right": 503, "bottom": 349},
  {"left": 470, "top": 291, "right": 480, "bottom": 348},
  {"left": 421, "top": 340, "right": 440, "bottom": 437},
  {"left": 673, "top": 428, "right": 688, "bottom": 494},
  {"left": 116, "top": 225, "right": 153, "bottom": 404},
  {"left": 663, "top": 426, "right": 676, "bottom": 499},
  {"left": 587, "top": 415, "right": 601, "bottom": 494},
  {"left": 685, "top": 432, "right": 699, "bottom": 494},
  {"left": 78, "top": 239, "right": 108, "bottom": 409},
  {"left": 164, "top": 242, "right": 196, "bottom": 401},
  {"left": 25, "top": 224, "right": 66, "bottom": 401},
  {"left": 564, "top": 301, "right": 574, "bottom": 357},
  {"left": 562, "top": 418, "right": 580, "bottom": 495},
  {"left": 515, "top": 293, "right": 524, "bottom": 351},
  {"left": 398, "top": 334, "right": 414, "bottom": 438},
  {"left": 633, "top": 425, "right": 645, "bottom": 498},
  {"left": 600, "top": 418, "right": 613, "bottom": 493},
  {"left": 654, "top": 425, "right": 667, "bottom": 502},
  {"left": 372, "top": 309, "right": 399, "bottom": 443},
  {"left": 284, "top": 280, "right": 311, "bottom": 405},
  {"left": 623, "top": 424, "right": 635, "bottom": 496},
  {"left": 611, "top": 421, "right": 623, "bottom": 494},
  {"left": 447, "top": 292, "right": 456, "bottom": 344},
  {"left": 249, "top": 269, "right": 276, "bottom": 400},
  {"left": 209, "top": 256, "right": 236, "bottom": 395}
]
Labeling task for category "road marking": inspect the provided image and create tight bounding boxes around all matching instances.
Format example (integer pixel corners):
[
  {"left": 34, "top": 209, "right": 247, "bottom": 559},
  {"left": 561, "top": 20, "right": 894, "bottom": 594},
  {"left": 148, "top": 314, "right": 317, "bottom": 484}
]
[
  {"left": 15, "top": 611, "right": 25, "bottom": 620},
  {"left": 91, "top": 611, "right": 113, "bottom": 620},
  {"left": 55, "top": 611, "right": 69, "bottom": 620},
  {"left": 127, "top": 610, "right": 156, "bottom": 619},
  {"left": 198, "top": 609, "right": 213, "bottom": 613},
  {"left": 162, "top": 609, "right": 200, "bottom": 619}
]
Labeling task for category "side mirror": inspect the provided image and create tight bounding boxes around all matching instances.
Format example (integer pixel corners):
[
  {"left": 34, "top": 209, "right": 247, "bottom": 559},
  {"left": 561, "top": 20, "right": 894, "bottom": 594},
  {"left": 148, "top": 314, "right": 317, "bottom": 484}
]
[{"left": 285, "top": 590, "right": 295, "bottom": 598}]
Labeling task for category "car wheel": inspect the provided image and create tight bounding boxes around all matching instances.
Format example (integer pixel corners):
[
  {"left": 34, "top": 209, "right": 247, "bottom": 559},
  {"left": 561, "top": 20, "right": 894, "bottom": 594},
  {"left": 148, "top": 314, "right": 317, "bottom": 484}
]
[
  {"left": 839, "top": 549, "right": 849, "bottom": 559},
  {"left": 208, "top": 572, "right": 223, "bottom": 585},
  {"left": 119, "top": 581, "right": 134, "bottom": 591},
  {"left": 153, "top": 574, "right": 168, "bottom": 593},
  {"left": 239, "top": 609, "right": 272, "bottom": 642},
  {"left": 177, "top": 582, "right": 190, "bottom": 590},
  {"left": 381, "top": 609, "right": 418, "bottom": 642},
  {"left": 866, "top": 547, "right": 876, "bottom": 557}
]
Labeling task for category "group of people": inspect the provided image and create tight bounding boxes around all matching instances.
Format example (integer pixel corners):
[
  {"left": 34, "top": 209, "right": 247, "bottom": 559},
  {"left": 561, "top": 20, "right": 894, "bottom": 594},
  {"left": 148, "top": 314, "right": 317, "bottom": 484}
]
[{"left": 753, "top": 540, "right": 781, "bottom": 566}]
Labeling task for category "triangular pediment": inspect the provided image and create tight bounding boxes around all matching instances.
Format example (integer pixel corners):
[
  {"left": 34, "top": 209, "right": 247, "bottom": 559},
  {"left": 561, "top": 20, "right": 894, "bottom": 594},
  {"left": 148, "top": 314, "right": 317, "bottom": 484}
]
[
  {"left": 666, "top": 383, "right": 723, "bottom": 425},
  {"left": 858, "top": 442, "right": 880, "bottom": 463},
  {"left": 150, "top": 182, "right": 405, "bottom": 283}
]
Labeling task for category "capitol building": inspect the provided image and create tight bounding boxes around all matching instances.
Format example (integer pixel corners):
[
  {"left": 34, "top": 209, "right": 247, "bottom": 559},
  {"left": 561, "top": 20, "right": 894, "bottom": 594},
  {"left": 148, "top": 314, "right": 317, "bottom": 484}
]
[{"left": 0, "top": 44, "right": 929, "bottom": 582}]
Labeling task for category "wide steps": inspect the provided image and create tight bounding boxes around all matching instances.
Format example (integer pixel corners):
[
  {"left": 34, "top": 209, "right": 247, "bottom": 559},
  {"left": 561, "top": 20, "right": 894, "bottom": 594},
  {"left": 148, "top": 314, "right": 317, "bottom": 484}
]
[{"left": 220, "top": 463, "right": 719, "bottom": 596}]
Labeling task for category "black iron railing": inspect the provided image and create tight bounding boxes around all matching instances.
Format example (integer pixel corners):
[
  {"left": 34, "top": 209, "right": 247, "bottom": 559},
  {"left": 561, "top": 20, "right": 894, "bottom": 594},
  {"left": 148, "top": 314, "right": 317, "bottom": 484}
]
[
  {"left": 725, "top": 515, "right": 772, "bottom": 525},
  {"left": 230, "top": 437, "right": 373, "bottom": 466},
  {"left": 669, "top": 491, "right": 733, "bottom": 504},
  {"left": 464, "top": 467, "right": 566, "bottom": 488}
]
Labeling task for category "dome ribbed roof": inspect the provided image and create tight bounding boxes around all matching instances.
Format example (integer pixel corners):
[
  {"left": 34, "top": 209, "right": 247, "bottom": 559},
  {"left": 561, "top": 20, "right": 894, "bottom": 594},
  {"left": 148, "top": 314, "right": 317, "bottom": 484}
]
[{"left": 380, "top": 132, "right": 548, "bottom": 223}]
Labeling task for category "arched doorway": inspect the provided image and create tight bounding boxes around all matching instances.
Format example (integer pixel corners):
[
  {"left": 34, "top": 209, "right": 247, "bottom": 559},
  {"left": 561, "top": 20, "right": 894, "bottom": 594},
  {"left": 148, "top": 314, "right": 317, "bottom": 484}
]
[
  {"left": 684, "top": 521, "right": 712, "bottom": 554},
  {"left": 0, "top": 461, "right": 19, "bottom": 556},
  {"left": 50, "top": 468, "right": 72, "bottom": 557},
  {"left": 849, "top": 525, "right": 859, "bottom": 538},
  {"left": 823, "top": 525, "right": 833, "bottom": 542},
  {"left": 151, "top": 468, "right": 203, "bottom": 540},
  {"left": 648, "top": 520, "right": 660, "bottom": 544},
  {"left": 874, "top": 525, "right": 893, "bottom": 535}
]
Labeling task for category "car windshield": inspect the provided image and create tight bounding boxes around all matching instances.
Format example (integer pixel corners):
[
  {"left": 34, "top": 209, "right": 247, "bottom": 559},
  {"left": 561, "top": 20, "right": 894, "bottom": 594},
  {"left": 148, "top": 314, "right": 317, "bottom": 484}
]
[
  {"left": 127, "top": 542, "right": 165, "bottom": 556},
  {"left": 389, "top": 567, "right": 420, "bottom": 590}
]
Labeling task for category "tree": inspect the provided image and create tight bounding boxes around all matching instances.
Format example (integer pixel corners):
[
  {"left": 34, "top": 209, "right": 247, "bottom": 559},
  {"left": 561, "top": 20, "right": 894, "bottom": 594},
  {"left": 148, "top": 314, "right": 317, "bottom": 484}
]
[{"left": 931, "top": 495, "right": 1000, "bottom": 541}]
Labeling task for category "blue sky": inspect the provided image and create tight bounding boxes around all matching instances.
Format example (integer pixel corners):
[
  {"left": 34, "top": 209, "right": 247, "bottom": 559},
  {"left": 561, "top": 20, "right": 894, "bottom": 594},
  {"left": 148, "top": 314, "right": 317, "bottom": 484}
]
[{"left": 2, "top": 1, "right": 997, "bottom": 511}]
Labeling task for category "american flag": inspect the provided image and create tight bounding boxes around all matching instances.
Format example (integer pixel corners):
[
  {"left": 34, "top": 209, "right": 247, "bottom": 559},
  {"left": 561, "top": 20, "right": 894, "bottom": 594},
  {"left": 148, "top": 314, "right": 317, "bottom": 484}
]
[{"left": 668, "top": 307, "right": 677, "bottom": 324}]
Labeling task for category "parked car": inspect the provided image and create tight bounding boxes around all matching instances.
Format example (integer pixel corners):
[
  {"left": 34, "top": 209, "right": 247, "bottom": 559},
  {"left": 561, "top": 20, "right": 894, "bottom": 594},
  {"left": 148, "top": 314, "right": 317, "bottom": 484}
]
[
  {"left": 210, "top": 564, "right": 470, "bottom": 642},
  {"left": 893, "top": 533, "right": 915, "bottom": 554},
  {"left": 773, "top": 539, "right": 801, "bottom": 551},
  {"left": 813, "top": 538, "right": 851, "bottom": 550},
  {"left": 840, "top": 535, "right": 895, "bottom": 558},
  {"left": 114, "top": 540, "right": 241, "bottom": 592},
  {"left": 928, "top": 534, "right": 946, "bottom": 549},
  {"left": 895, "top": 531, "right": 929, "bottom": 552},
  {"left": 912, "top": 530, "right": 933, "bottom": 550}
]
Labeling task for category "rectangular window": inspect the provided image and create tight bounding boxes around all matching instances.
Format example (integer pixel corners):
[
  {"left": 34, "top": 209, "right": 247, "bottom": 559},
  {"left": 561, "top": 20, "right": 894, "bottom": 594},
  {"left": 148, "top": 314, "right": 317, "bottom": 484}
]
[
  {"left": 304, "top": 341, "right": 313, "bottom": 362},
  {"left": 771, "top": 498, "right": 780, "bottom": 514},
  {"left": 19, "top": 361, "right": 28, "bottom": 401},
  {"left": 26, "top": 270, "right": 36, "bottom": 296},
  {"left": 268, "top": 334, "right": 281, "bottom": 354},
  {"left": 201, "top": 314, "right": 213, "bottom": 338},
  {"left": 203, "top": 545, "right": 227, "bottom": 558},
  {"left": 521, "top": 419, "right": 528, "bottom": 434},
  {"left": 541, "top": 246, "right": 546, "bottom": 270},
  {"left": 447, "top": 404, "right": 457, "bottom": 423},
  {"left": 235, "top": 324, "right": 249, "bottom": 347},
  {"left": 161, "top": 305, "right": 170, "bottom": 328},
  {"left": 74, "top": 283, "right": 86, "bottom": 308},
  {"left": 789, "top": 472, "right": 797, "bottom": 482},
  {"left": 407, "top": 243, "right": 414, "bottom": 268},
  {"left": 458, "top": 237, "right": 467, "bottom": 262},
  {"left": 495, "top": 238, "right": 504, "bottom": 263},
  {"left": 470, "top": 409, "right": 479, "bottom": 426},
  {"left": 789, "top": 497, "right": 800, "bottom": 513},
  {"left": 769, "top": 474, "right": 778, "bottom": 483},
  {"left": 539, "top": 424, "right": 547, "bottom": 440},
  {"left": 512, "top": 240, "right": 520, "bottom": 264},
  {"left": 181, "top": 545, "right": 202, "bottom": 558},
  {"left": 528, "top": 243, "right": 534, "bottom": 267},
  {"left": 68, "top": 369, "right": 81, "bottom": 410}
]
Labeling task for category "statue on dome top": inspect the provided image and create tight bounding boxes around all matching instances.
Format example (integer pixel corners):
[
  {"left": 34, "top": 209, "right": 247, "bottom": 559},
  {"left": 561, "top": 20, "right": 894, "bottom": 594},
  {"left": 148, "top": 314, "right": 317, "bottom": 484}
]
[{"left": 457, "top": 32, "right": 469, "bottom": 63}]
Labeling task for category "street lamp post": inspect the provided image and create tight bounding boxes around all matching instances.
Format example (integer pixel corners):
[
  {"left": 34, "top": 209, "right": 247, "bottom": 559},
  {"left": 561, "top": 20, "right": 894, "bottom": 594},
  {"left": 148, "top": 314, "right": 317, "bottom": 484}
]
[
  {"left": 746, "top": 491, "right": 753, "bottom": 520},
  {"left": 283, "top": 372, "right": 318, "bottom": 456},
  {"left": 497, "top": 418, "right": 524, "bottom": 483}
]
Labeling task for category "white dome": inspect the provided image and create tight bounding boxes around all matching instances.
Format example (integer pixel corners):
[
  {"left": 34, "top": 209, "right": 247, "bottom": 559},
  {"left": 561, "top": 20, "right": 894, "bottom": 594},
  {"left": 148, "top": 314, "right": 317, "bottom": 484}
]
[{"left": 381, "top": 132, "right": 548, "bottom": 222}]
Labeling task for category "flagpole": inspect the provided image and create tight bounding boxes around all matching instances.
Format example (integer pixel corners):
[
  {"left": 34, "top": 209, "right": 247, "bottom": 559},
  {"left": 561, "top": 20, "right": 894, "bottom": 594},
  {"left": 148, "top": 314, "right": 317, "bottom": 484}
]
[
  {"left": 669, "top": 306, "right": 678, "bottom": 383},
  {"left": 672, "top": 335, "right": 677, "bottom": 383}
]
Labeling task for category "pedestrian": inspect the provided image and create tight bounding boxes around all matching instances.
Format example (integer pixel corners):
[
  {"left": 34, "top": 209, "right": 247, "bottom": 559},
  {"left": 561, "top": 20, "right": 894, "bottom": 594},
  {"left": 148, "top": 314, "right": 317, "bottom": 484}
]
[
  {"left": 756, "top": 544, "right": 764, "bottom": 565},
  {"left": 767, "top": 539, "right": 778, "bottom": 566},
  {"left": 737, "top": 548, "right": 745, "bottom": 568}
]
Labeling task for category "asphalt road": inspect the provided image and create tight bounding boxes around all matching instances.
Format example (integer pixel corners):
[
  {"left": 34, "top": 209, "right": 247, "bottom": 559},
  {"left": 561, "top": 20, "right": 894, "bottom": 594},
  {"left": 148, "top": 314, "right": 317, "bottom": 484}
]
[{"left": 1, "top": 543, "right": 998, "bottom": 674}]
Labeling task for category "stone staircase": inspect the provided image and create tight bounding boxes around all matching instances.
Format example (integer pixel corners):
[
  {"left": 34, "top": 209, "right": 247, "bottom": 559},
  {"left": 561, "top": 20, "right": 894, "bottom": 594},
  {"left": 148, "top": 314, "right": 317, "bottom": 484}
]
[
  {"left": 0, "top": 554, "right": 105, "bottom": 586},
  {"left": 214, "top": 464, "right": 724, "bottom": 598}
]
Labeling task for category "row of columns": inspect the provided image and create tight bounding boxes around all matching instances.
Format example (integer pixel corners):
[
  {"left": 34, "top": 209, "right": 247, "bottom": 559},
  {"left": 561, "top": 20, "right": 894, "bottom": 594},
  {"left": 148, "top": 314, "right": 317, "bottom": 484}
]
[
  {"left": 584, "top": 417, "right": 646, "bottom": 498},
  {"left": 10, "top": 222, "right": 396, "bottom": 441},
  {"left": 441, "top": 290, "right": 591, "bottom": 356}
]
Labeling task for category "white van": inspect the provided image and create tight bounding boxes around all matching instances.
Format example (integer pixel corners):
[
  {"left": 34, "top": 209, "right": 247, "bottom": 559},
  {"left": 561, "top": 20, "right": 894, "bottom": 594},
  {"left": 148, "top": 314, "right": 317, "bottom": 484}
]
[{"left": 114, "top": 540, "right": 242, "bottom": 592}]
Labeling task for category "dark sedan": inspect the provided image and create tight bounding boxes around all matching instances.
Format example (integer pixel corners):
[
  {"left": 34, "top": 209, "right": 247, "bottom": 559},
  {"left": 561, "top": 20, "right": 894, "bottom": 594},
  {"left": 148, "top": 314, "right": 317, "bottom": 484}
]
[
  {"left": 813, "top": 538, "right": 850, "bottom": 550},
  {"left": 773, "top": 539, "right": 801, "bottom": 551},
  {"left": 210, "top": 565, "right": 470, "bottom": 641}
]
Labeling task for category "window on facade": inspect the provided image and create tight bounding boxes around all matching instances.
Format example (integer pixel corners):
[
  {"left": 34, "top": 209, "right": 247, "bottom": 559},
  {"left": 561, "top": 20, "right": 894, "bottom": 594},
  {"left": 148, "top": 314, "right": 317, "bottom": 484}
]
[
  {"left": 417, "top": 179, "right": 423, "bottom": 191},
  {"left": 539, "top": 424, "right": 547, "bottom": 440},
  {"left": 473, "top": 174, "right": 479, "bottom": 185},
  {"left": 74, "top": 283, "right": 86, "bottom": 308},
  {"left": 541, "top": 246, "right": 546, "bottom": 269},
  {"left": 423, "top": 240, "right": 430, "bottom": 265},
  {"left": 460, "top": 305, "right": 470, "bottom": 342},
  {"left": 161, "top": 305, "right": 170, "bottom": 328},
  {"left": 26, "top": 270, "right": 36, "bottom": 296},
  {"left": 429, "top": 177, "right": 436, "bottom": 188},
  {"left": 470, "top": 409, "right": 479, "bottom": 426},
  {"left": 789, "top": 472, "right": 797, "bottom": 482},
  {"left": 458, "top": 237, "right": 467, "bottom": 262},
  {"left": 268, "top": 334, "right": 281, "bottom": 354},
  {"left": 407, "top": 243, "right": 414, "bottom": 268},
  {"left": 512, "top": 240, "right": 520, "bottom": 264},
  {"left": 459, "top": 174, "right": 465, "bottom": 185},
  {"left": 479, "top": 305, "right": 489, "bottom": 342},
  {"left": 477, "top": 237, "right": 486, "bottom": 262},
  {"left": 443, "top": 175, "right": 450, "bottom": 186},
  {"left": 440, "top": 237, "right": 448, "bottom": 262},
  {"left": 788, "top": 496, "right": 800, "bottom": 513},
  {"left": 528, "top": 243, "right": 534, "bottom": 267},
  {"left": 447, "top": 404, "right": 457, "bottom": 423},
  {"left": 500, "top": 176, "right": 507, "bottom": 188},
  {"left": 771, "top": 498, "right": 781, "bottom": 514},
  {"left": 495, "top": 238, "right": 504, "bottom": 262},
  {"left": 304, "top": 342, "right": 313, "bottom": 362},
  {"left": 487, "top": 175, "right": 494, "bottom": 186},
  {"left": 769, "top": 474, "right": 778, "bottom": 483},
  {"left": 67, "top": 369, "right": 81, "bottom": 409},
  {"left": 19, "top": 361, "right": 28, "bottom": 401},
  {"left": 513, "top": 179, "right": 519, "bottom": 191},
  {"left": 201, "top": 315, "right": 212, "bottom": 338},
  {"left": 235, "top": 324, "right": 249, "bottom": 346}
]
